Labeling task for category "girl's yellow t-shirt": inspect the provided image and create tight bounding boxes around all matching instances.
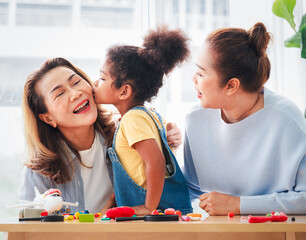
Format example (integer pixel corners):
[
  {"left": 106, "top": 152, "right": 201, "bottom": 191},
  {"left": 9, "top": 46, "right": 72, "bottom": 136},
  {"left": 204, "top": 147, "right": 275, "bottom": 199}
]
[{"left": 115, "top": 108, "right": 167, "bottom": 189}]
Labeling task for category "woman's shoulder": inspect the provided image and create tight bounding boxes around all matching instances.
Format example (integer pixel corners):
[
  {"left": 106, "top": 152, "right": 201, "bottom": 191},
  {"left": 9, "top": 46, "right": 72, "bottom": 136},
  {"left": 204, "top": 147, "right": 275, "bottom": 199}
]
[
  {"left": 20, "top": 166, "right": 53, "bottom": 190},
  {"left": 185, "top": 103, "right": 216, "bottom": 121},
  {"left": 264, "top": 88, "right": 306, "bottom": 132}
]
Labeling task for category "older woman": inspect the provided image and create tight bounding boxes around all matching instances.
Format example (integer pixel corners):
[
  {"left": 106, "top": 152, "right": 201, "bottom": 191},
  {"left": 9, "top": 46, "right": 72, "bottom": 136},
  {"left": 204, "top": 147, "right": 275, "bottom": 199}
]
[
  {"left": 19, "top": 57, "right": 182, "bottom": 214},
  {"left": 183, "top": 22, "right": 306, "bottom": 215}
]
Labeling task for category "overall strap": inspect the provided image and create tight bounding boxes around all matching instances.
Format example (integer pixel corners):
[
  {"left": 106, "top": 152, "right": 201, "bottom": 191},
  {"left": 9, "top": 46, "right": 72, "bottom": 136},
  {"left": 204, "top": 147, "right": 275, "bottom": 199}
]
[
  {"left": 111, "top": 106, "right": 167, "bottom": 154},
  {"left": 150, "top": 108, "right": 168, "bottom": 140},
  {"left": 131, "top": 106, "right": 174, "bottom": 175}
]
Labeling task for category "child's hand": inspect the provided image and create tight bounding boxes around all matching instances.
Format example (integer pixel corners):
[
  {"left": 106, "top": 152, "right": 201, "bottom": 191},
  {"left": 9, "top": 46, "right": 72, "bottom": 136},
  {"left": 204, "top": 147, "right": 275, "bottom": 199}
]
[
  {"left": 166, "top": 123, "right": 182, "bottom": 149},
  {"left": 100, "top": 193, "right": 116, "bottom": 215},
  {"left": 131, "top": 204, "right": 151, "bottom": 216}
]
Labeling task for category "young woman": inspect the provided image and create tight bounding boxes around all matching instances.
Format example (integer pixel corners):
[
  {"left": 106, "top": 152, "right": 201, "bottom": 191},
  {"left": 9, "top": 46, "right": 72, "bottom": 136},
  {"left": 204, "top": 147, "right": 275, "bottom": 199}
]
[
  {"left": 19, "top": 57, "right": 182, "bottom": 214},
  {"left": 184, "top": 22, "right": 306, "bottom": 215}
]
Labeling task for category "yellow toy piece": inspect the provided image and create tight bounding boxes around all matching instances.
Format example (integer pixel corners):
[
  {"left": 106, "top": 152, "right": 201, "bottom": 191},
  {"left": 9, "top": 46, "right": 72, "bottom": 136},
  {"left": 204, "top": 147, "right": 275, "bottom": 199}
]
[
  {"left": 64, "top": 215, "right": 74, "bottom": 220},
  {"left": 74, "top": 212, "right": 80, "bottom": 219}
]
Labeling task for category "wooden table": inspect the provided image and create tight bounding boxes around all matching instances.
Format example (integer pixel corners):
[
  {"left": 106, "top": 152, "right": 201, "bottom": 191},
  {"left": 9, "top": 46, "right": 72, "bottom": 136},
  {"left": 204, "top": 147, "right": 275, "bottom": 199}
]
[{"left": 1, "top": 215, "right": 306, "bottom": 240}]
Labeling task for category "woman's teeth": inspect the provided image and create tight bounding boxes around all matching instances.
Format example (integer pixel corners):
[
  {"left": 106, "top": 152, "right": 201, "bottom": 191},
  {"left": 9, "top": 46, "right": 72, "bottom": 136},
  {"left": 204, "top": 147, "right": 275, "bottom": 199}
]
[{"left": 73, "top": 100, "right": 89, "bottom": 113}]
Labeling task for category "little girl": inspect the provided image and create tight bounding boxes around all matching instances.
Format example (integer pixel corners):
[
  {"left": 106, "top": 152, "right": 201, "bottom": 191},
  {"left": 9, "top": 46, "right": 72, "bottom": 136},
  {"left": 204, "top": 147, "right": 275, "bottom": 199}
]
[{"left": 93, "top": 26, "right": 192, "bottom": 215}]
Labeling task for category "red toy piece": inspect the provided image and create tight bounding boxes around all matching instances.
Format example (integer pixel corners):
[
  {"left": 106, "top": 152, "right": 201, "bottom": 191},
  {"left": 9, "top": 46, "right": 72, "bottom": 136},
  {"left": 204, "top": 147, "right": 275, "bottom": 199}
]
[
  {"left": 228, "top": 212, "right": 234, "bottom": 218},
  {"left": 106, "top": 207, "right": 135, "bottom": 219},
  {"left": 40, "top": 211, "right": 48, "bottom": 217},
  {"left": 151, "top": 210, "right": 159, "bottom": 215},
  {"left": 164, "top": 208, "right": 175, "bottom": 215},
  {"left": 174, "top": 210, "right": 182, "bottom": 217},
  {"left": 248, "top": 214, "right": 288, "bottom": 223}
]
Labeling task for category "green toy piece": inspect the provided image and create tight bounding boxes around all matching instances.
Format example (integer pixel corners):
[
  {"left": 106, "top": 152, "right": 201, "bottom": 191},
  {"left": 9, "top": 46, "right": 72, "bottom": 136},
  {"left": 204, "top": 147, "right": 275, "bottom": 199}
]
[{"left": 79, "top": 214, "right": 94, "bottom": 222}]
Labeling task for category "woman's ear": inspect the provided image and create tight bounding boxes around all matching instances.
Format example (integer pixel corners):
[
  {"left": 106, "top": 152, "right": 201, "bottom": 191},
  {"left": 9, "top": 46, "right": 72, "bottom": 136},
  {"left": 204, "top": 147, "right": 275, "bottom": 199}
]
[
  {"left": 39, "top": 113, "right": 57, "bottom": 128},
  {"left": 225, "top": 78, "right": 240, "bottom": 95},
  {"left": 119, "top": 84, "right": 133, "bottom": 100}
]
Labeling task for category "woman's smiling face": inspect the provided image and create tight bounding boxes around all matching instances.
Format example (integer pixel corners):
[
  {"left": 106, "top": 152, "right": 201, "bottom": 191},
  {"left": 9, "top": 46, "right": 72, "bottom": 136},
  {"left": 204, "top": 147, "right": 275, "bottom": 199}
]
[{"left": 36, "top": 66, "right": 98, "bottom": 130}]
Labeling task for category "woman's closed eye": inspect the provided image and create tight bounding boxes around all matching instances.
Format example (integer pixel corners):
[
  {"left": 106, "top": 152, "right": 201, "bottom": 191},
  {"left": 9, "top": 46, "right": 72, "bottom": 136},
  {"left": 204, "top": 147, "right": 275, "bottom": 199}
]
[
  {"left": 56, "top": 91, "right": 65, "bottom": 98},
  {"left": 99, "top": 77, "right": 105, "bottom": 81},
  {"left": 73, "top": 80, "right": 81, "bottom": 86}
]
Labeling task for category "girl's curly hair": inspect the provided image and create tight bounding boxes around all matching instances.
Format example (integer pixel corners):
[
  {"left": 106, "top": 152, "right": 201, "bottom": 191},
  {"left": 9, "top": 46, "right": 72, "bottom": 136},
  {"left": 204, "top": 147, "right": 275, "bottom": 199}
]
[{"left": 106, "top": 25, "right": 190, "bottom": 103}]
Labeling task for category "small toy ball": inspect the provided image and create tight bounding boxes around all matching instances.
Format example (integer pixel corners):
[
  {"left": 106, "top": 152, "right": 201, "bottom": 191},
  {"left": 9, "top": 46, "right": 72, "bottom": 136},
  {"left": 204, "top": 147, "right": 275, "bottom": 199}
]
[
  {"left": 228, "top": 212, "right": 235, "bottom": 218},
  {"left": 106, "top": 207, "right": 135, "bottom": 219},
  {"left": 94, "top": 213, "right": 101, "bottom": 218},
  {"left": 164, "top": 208, "right": 175, "bottom": 215},
  {"left": 151, "top": 210, "right": 159, "bottom": 215},
  {"left": 174, "top": 210, "right": 182, "bottom": 217},
  {"left": 181, "top": 216, "right": 190, "bottom": 221}
]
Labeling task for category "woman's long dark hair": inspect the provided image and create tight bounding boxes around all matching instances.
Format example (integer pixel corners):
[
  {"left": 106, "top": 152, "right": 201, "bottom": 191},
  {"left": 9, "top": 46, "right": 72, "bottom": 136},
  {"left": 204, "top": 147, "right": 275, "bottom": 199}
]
[{"left": 23, "top": 57, "right": 115, "bottom": 184}]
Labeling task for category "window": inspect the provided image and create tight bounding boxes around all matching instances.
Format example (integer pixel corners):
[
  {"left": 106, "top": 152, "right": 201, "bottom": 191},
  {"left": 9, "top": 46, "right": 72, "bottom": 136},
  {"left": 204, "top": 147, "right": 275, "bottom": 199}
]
[
  {"left": 0, "top": 1, "right": 8, "bottom": 25},
  {"left": 80, "top": 0, "right": 136, "bottom": 28},
  {"left": 16, "top": 0, "right": 72, "bottom": 27},
  {"left": 0, "top": 0, "right": 144, "bottom": 221}
]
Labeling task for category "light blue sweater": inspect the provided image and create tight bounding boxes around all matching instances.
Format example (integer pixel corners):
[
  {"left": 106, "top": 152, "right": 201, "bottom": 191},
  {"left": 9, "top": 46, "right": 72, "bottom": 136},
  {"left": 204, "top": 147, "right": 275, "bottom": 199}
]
[{"left": 183, "top": 88, "right": 306, "bottom": 214}]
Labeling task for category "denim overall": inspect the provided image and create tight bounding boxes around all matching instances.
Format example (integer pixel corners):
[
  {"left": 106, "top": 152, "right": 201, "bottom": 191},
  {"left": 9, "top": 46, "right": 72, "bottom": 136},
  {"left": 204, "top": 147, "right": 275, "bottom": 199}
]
[{"left": 107, "top": 106, "right": 192, "bottom": 215}]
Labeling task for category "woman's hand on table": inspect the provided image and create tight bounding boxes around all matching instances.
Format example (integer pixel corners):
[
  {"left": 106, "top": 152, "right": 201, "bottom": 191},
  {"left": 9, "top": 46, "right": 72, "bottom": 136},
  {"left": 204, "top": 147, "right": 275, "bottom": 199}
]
[{"left": 199, "top": 191, "right": 240, "bottom": 216}]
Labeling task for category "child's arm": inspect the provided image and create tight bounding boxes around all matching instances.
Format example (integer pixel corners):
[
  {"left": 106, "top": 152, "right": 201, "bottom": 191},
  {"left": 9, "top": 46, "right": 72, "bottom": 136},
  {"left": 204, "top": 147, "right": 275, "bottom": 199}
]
[{"left": 132, "top": 138, "right": 165, "bottom": 216}]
